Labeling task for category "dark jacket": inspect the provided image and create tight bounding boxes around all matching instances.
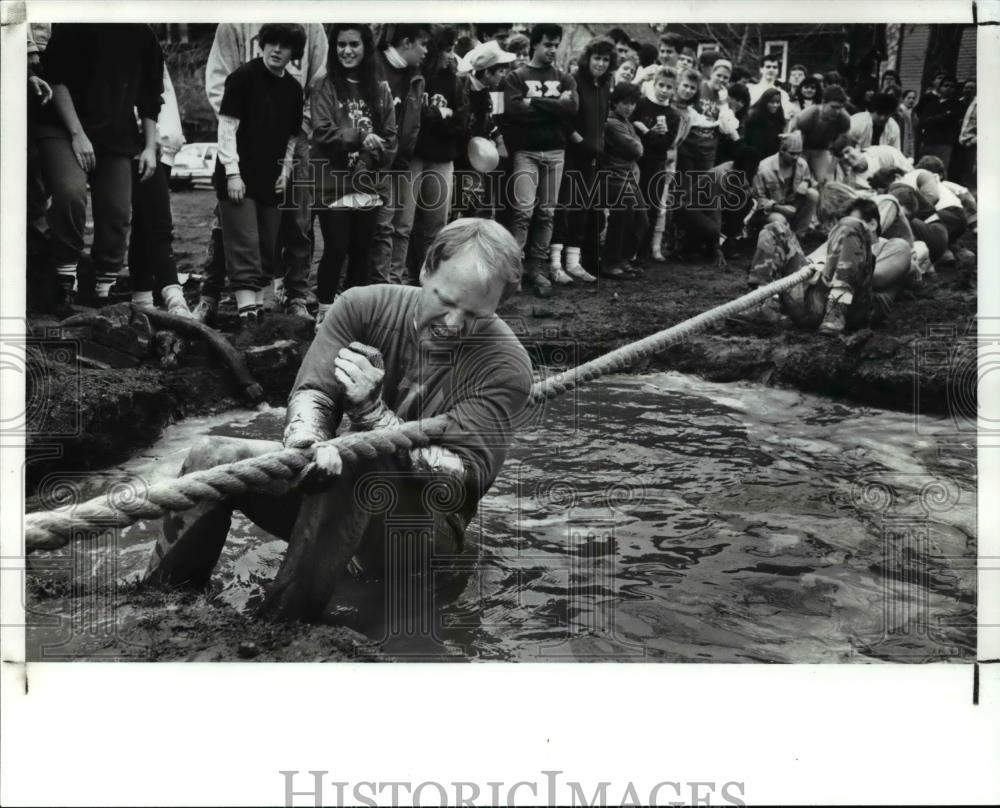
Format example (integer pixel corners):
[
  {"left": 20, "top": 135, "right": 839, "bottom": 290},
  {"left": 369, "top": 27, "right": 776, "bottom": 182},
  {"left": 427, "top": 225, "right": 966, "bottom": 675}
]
[
  {"left": 377, "top": 50, "right": 425, "bottom": 168},
  {"left": 38, "top": 23, "right": 164, "bottom": 156},
  {"left": 568, "top": 74, "right": 612, "bottom": 157},
  {"left": 603, "top": 111, "right": 643, "bottom": 180},
  {"left": 915, "top": 94, "right": 964, "bottom": 146},
  {"left": 310, "top": 77, "right": 398, "bottom": 205},
  {"left": 415, "top": 60, "right": 471, "bottom": 163}
]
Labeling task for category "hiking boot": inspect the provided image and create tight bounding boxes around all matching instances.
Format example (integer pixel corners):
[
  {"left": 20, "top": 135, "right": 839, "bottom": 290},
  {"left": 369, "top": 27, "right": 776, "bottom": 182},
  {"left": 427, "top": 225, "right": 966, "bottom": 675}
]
[
  {"left": 564, "top": 263, "right": 597, "bottom": 283},
  {"left": 191, "top": 296, "right": 218, "bottom": 325},
  {"left": 531, "top": 274, "right": 554, "bottom": 298},
  {"left": 285, "top": 297, "right": 312, "bottom": 320},
  {"left": 551, "top": 267, "right": 574, "bottom": 286},
  {"left": 818, "top": 301, "right": 847, "bottom": 336}
]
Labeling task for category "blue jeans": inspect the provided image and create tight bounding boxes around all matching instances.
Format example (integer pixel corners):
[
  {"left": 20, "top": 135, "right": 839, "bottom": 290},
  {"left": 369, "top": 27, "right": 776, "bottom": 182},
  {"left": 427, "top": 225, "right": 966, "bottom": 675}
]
[{"left": 508, "top": 149, "right": 565, "bottom": 276}]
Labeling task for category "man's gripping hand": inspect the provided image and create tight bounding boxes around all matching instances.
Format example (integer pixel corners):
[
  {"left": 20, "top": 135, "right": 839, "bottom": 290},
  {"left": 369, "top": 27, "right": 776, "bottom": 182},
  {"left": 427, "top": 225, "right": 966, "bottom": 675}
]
[{"left": 335, "top": 342, "right": 386, "bottom": 419}]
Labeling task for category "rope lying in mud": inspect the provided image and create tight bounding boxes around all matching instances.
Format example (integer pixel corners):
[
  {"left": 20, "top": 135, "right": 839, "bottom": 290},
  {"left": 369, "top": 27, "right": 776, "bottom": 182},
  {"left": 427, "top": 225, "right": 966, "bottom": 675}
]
[{"left": 24, "top": 266, "right": 813, "bottom": 552}]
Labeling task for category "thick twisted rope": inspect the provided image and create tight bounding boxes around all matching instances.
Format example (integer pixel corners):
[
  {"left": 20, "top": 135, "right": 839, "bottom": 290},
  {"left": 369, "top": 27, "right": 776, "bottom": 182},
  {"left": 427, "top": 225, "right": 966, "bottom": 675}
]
[{"left": 24, "top": 267, "right": 812, "bottom": 552}]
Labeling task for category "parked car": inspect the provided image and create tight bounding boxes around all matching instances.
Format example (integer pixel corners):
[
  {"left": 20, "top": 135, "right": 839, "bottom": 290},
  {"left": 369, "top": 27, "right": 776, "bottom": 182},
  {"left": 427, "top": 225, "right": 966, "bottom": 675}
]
[{"left": 170, "top": 142, "right": 218, "bottom": 189}]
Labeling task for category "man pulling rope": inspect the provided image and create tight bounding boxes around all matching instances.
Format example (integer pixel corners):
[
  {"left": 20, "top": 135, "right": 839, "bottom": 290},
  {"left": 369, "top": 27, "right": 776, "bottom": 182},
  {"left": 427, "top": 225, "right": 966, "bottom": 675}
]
[{"left": 143, "top": 218, "right": 533, "bottom": 622}]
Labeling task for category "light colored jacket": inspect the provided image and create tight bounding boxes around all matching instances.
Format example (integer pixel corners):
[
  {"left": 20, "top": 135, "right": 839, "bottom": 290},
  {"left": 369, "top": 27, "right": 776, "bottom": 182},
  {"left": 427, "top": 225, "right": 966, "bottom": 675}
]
[
  {"left": 849, "top": 111, "right": 901, "bottom": 150},
  {"left": 205, "top": 23, "right": 328, "bottom": 134}
]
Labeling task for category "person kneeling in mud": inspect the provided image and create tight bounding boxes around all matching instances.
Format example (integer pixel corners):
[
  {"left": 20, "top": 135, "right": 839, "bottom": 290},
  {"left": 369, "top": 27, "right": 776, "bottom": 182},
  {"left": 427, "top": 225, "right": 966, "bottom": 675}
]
[
  {"left": 747, "top": 194, "right": 919, "bottom": 336},
  {"left": 143, "top": 219, "right": 533, "bottom": 623}
]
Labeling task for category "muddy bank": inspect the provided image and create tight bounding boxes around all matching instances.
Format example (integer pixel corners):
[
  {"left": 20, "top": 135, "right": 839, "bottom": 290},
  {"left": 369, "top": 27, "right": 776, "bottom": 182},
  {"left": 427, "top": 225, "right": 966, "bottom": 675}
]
[
  {"left": 26, "top": 581, "right": 385, "bottom": 662},
  {"left": 25, "top": 249, "right": 975, "bottom": 493}
]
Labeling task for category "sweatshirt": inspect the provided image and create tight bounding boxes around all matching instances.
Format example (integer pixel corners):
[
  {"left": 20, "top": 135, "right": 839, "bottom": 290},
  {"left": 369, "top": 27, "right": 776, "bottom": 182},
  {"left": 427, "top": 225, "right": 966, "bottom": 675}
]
[
  {"left": 376, "top": 48, "right": 426, "bottom": 167},
  {"left": 415, "top": 61, "right": 471, "bottom": 163},
  {"left": 631, "top": 83, "right": 680, "bottom": 165},
  {"left": 501, "top": 63, "right": 579, "bottom": 153},
  {"left": 205, "top": 23, "right": 328, "bottom": 135},
  {"left": 295, "top": 284, "right": 533, "bottom": 528}
]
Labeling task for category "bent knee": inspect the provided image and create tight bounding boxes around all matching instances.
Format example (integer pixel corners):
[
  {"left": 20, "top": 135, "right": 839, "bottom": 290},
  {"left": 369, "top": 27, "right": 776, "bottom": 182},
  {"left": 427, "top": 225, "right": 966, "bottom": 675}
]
[{"left": 805, "top": 188, "right": 820, "bottom": 202}]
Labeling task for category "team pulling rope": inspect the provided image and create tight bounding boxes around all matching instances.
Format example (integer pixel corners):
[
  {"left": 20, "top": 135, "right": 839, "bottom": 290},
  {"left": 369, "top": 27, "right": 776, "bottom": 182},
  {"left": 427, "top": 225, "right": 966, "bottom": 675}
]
[{"left": 24, "top": 265, "right": 813, "bottom": 552}]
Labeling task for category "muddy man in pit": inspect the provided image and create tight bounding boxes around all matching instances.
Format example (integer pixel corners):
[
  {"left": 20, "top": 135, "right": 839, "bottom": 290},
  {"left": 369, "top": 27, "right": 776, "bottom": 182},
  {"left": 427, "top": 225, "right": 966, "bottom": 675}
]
[{"left": 143, "top": 218, "right": 533, "bottom": 622}]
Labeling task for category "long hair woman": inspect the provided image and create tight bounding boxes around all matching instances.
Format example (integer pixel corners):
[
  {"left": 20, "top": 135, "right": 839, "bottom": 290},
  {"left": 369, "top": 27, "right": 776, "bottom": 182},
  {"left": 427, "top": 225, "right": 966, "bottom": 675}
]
[
  {"left": 744, "top": 88, "right": 785, "bottom": 158},
  {"left": 310, "top": 23, "right": 398, "bottom": 331},
  {"left": 796, "top": 75, "right": 821, "bottom": 111},
  {"left": 551, "top": 36, "right": 617, "bottom": 282}
]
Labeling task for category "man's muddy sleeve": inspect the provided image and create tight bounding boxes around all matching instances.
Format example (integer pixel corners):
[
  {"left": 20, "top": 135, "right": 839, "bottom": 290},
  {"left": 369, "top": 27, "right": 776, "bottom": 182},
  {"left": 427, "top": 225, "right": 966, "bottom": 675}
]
[{"left": 289, "top": 290, "right": 372, "bottom": 423}]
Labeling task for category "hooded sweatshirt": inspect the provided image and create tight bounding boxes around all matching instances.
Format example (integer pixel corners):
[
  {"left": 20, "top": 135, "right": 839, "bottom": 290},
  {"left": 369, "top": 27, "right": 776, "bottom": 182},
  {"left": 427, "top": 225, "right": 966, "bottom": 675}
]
[{"left": 205, "top": 24, "right": 327, "bottom": 136}]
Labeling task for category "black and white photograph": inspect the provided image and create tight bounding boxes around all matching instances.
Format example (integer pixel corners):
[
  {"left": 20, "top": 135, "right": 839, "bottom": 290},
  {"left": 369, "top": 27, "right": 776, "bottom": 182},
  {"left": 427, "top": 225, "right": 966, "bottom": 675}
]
[{"left": 1, "top": 1, "right": 997, "bottom": 805}]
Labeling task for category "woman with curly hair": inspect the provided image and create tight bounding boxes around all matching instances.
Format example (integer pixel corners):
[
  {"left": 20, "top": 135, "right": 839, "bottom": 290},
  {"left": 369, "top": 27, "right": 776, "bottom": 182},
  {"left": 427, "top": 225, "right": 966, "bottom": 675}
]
[
  {"left": 310, "top": 23, "right": 398, "bottom": 330},
  {"left": 550, "top": 35, "right": 617, "bottom": 282},
  {"left": 744, "top": 88, "right": 786, "bottom": 158}
]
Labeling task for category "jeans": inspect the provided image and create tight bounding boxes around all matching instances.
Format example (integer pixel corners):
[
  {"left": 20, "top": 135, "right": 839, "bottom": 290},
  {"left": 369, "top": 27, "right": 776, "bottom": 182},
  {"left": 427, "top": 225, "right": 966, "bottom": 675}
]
[
  {"left": 391, "top": 156, "right": 455, "bottom": 282},
  {"left": 604, "top": 173, "right": 648, "bottom": 266},
  {"left": 127, "top": 162, "right": 179, "bottom": 293},
  {"left": 218, "top": 196, "right": 282, "bottom": 291},
  {"left": 37, "top": 135, "right": 132, "bottom": 278},
  {"left": 316, "top": 206, "right": 379, "bottom": 303},
  {"left": 508, "top": 149, "right": 565, "bottom": 275}
]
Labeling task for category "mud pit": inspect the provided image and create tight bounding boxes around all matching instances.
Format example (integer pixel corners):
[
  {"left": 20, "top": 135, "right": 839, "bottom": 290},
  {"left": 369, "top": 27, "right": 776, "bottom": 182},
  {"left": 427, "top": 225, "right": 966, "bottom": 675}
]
[{"left": 21, "top": 190, "right": 977, "bottom": 662}]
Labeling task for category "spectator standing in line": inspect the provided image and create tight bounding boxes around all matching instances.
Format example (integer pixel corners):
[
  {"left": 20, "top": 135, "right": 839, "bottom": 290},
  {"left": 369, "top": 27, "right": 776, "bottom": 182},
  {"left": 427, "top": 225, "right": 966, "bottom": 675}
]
[
  {"left": 502, "top": 23, "right": 579, "bottom": 298},
  {"left": 550, "top": 36, "right": 616, "bottom": 283},
  {"left": 503, "top": 33, "right": 531, "bottom": 70},
  {"left": 915, "top": 75, "right": 963, "bottom": 173},
  {"left": 394, "top": 25, "right": 471, "bottom": 282},
  {"left": 369, "top": 23, "right": 430, "bottom": 284},
  {"left": 310, "top": 24, "right": 397, "bottom": 332},
  {"left": 36, "top": 23, "right": 164, "bottom": 306},
  {"left": 460, "top": 39, "right": 516, "bottom": 219},
  {"left": 956, "top": 95, "right": 976, "bottom": 187},
  {"left": 213, "top": 24, "right": 304, "bottom": 345},
  {"left": 631, "top": 66, "right": 681, "bottom": 262},
  {"left": 749, "top": 54, "right": 794, "bottom": 120},
  {"left": 897, "top": 89, "right": 920, "bottom": 159},
  {"left": 126, "top": 63, "right": 192, "bottom": 316},
  {"left": 795, "top": 75, "right": 822, "bottom": 111},
  {"left": 602, "top": 82, "right": 647, "bottom": 279},
  {"left": 198, "top": 22, "right": 328, "bottom": 323},
  {"left": 744, "top": 88, "right": 786, "bottom": 161}
]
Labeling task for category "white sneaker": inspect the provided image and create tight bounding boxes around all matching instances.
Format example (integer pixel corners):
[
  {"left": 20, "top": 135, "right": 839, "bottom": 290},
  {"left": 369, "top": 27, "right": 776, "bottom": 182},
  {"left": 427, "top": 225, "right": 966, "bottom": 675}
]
[
  {"left": 552, "top": 267, "right": 574, "bottom": 285},
  {"left": 564, "top": 263, "right": 597, "bottom": 283}
]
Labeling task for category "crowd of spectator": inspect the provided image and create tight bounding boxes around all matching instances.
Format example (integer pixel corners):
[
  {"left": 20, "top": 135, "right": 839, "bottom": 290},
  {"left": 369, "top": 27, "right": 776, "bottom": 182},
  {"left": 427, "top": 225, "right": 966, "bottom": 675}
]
[{"left": 25, "top": 22, "right": 978, "bottom": 340}]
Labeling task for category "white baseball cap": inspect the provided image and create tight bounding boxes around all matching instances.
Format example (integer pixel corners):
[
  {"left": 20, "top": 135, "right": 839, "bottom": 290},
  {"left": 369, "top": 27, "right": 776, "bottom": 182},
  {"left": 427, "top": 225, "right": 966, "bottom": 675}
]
[{"left": 466, "top": 39, "right": 517, "bottom": 72}]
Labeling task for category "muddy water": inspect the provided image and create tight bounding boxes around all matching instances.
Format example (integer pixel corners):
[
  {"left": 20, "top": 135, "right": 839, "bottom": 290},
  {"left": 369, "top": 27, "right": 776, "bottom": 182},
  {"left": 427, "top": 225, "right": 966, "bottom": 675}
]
[{"left": 26, "top": 373, "right": 976, "bottom": 662}]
